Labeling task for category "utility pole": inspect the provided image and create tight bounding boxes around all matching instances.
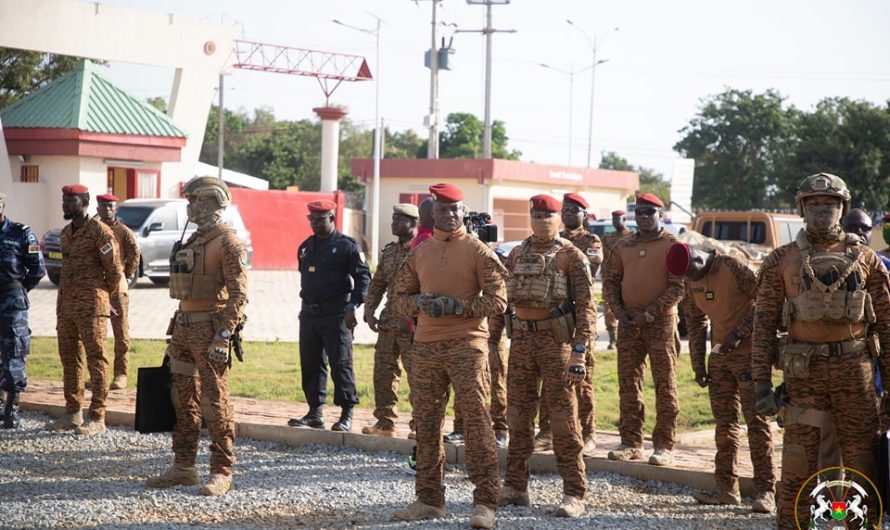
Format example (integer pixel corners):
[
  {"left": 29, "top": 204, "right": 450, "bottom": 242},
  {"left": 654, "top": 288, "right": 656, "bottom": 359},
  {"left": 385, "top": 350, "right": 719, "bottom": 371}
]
[
  {"left": 427, "top": 0, "right": 440, "bottom": 158},
  {"left": 460, "top": 1, "right": 515, "bottom": 159}
]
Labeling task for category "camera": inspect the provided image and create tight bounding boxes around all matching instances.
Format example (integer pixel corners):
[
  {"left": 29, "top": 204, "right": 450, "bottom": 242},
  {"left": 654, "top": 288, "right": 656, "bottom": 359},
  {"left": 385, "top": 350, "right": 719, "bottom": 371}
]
[{"left": 464, "top": 211, "right": 498, "bottom": 243}]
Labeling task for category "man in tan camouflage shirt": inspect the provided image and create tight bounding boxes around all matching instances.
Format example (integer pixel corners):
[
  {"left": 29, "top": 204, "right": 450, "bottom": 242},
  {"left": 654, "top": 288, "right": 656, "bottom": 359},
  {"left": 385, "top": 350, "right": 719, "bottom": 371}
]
[
  {"left": 96, "top": 193, "right": 140, "bottom": 390},
  {"left": 362, "top": 204, "right": 419, "bottom": 438},
  {"left": 667, "top": 243, "right": 775, "bottom": 514},
  {"left": 44, "top": 184, "right": 123, "bottom": 436}
]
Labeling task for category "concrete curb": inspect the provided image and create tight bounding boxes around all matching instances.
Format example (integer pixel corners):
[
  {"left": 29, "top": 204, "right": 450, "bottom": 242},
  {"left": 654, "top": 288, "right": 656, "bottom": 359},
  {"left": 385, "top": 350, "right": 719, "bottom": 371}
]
[{"left": 22, "top": 400, "right": 758, "bottom": 497}]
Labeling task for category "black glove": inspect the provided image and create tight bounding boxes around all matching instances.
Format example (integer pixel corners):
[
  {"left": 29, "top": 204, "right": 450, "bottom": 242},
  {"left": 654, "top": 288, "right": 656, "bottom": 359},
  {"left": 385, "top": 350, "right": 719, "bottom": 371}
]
[{"left": 754, "top": 382, "right": 777, "bottom": 416}]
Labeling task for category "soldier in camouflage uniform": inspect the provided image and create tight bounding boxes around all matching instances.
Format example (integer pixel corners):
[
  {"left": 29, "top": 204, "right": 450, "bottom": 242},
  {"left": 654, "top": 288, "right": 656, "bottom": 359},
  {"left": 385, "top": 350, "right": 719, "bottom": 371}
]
[
  {"left": 96, "top": 193, "right": 141, "bottom": 390},
  {"left": 499, "top": 194, "right": 594, "bottom": 518},
  {"left": 666, "top": 243, "right": 775, "bottom": 513},
  {"left": 146, "top": 177, "right": 248, "bottom": 497},
  {"left": 362, "top": 204, "right": 419, "bottom": 438},
  {"left": 535, "top": 193, "right": 600, "bottom": 457},
  {"left": 0, "top": 192, "right": 46, "bottom": 429},
  {"left": 753, "top": 173, "right": 890, "bottom": 530},
  {"left": 600, "top": 210, "right": 631, "bottom": 350},
  {"left": 603, "top": 193, "right": 684, "bottom": 466},
  {"left": 391, "top": 183, "right": 505, "bottom": 530},
  {"left": 44, "top": 184, "right": 123, "bottom": 436}
]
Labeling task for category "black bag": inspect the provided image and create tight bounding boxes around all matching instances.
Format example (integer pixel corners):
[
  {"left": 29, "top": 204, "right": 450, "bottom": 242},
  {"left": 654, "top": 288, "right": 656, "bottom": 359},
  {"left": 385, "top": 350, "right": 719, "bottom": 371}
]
[{"left": 135, "top": 356, "right": 176, "bottom": 434}]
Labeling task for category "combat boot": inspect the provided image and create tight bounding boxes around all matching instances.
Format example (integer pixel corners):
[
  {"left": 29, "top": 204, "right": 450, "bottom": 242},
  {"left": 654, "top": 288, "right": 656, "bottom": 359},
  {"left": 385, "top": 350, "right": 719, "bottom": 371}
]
[
  {"left": 468, "top": 504, "right": 495, "bottom": 529},
  {"left": 287, "top": 406, "right": 324, "bottom": 429},
  {"left": 751, "top": 491, "right": 775, "bottom": 513},
  {"left": 109, "top": 374, "right": 127, "bottom": 390},
  {"left": 146, "top": 465, "right": 199, "bottom": 488},
  {"left": 607, "top": 444, "right": 643, "bottom": 461},
  {"left": 200, "top": 473, "right": 232, "bottom": 496},
  {"left": 44, "top": 410, "right": 83, "bottom": 432},
  {"left": 498, "top": 485, "right": 530, "bottom": 507},
  {"left": 75, "top": 417, "right": 106, "bottom": 436},
  {"left": 3, "top": 391, "right": 21, "bottom": 429},
  {"left": 582, "top": 435, "right": 596, "bottom": 458},
  {"left": 692, "top": 488, "right": 741, "bottom": 506},
  {"left": 607, "top": 330, "right": 617, "bottom": 350},
  {"left": 391, "top": 500, "right": 446, "bottom": 521},
  {"left": 534, "top": 429, "right": 553, "bottom": 451},
  {"left": 553, "top": 495, "right": 586, "bottom": 518},
  {"left": 331, "top": 407, "right": 353, "bottom": 432},
  {"left": 443, "top": 430, "right": 464, "bottom": 444},
  {"left": 361, "top": 422, "right": 395, "bottom": 437},
  {"left": 648, "top": 448, "right": 674, "bottom": 466}
]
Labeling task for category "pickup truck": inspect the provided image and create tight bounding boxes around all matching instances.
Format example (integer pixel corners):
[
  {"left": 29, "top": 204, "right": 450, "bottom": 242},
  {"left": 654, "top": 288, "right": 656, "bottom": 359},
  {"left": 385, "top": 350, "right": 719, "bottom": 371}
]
[{"left": 689, "top": 211, "right": 804, "bottom": 263}]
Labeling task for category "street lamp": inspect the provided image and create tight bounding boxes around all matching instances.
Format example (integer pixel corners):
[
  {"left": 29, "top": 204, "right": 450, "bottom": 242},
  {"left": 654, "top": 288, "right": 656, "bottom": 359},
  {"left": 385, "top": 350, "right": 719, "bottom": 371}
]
[
  {"left": 333, "top": 15, "right": 383, "bottom": 261},
  {"left": 566, "top": 20, "right": 618, "bottom": 168},
  {"left": 540, "top": 62, "right": 593, "bottom": 166}
]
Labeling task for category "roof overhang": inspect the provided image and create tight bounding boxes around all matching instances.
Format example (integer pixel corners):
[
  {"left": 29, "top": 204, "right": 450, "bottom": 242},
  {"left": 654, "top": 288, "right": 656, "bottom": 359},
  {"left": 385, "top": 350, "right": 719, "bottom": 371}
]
[{"left": 3, "top": 127, "right": 185, "bottom": 162}]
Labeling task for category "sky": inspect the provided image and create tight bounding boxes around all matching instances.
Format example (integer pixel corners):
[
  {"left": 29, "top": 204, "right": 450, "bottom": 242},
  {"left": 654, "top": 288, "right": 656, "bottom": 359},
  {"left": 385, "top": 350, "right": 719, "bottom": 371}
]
[{"left": 91, "top": 0, "right": 890, "bottom": 183}]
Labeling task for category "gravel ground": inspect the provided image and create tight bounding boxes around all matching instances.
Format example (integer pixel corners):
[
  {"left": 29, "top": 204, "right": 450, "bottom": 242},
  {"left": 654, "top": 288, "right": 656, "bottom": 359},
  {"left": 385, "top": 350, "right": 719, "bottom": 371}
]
[{"left": 0, "top": 412, "right": 777, "bottom": 530}]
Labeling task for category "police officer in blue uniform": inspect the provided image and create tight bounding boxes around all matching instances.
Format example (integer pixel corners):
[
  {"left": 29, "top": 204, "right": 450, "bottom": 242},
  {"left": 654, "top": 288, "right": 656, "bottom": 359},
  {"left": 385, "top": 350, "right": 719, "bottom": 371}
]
[
  {"left": 289, "top": 199, "right": 370, "bottom": 432},
  {"left": 0, "top": 192, "right": 46, "bottom": 428}
]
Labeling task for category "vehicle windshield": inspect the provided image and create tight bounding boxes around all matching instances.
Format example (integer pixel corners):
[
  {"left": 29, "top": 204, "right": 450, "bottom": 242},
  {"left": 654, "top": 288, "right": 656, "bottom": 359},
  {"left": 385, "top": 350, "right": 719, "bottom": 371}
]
[{"left": 116, "top": 205, "right": 154, "bottom": 231}]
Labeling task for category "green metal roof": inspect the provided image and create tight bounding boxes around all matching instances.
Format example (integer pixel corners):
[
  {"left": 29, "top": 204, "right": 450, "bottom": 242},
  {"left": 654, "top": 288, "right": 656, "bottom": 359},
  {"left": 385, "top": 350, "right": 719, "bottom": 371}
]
[{"left": 0, "top": 60, "right": 186, "bottom": 138}]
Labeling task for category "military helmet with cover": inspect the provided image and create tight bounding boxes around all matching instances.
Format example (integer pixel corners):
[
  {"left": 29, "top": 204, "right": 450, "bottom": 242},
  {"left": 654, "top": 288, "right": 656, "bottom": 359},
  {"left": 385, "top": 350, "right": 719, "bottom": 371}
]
[
  {"left": 794, "top": 172, "right": 850, "bottom": 217},
  {"left": 183, "top": 176, "right": 231, "bottom": 208}
]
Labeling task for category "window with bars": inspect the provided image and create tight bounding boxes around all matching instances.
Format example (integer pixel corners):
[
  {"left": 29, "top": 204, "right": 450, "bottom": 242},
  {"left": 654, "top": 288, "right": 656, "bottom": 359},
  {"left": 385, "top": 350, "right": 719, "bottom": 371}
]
[{"left": 20, "top": 165, "right": 38, "bottom": 183}]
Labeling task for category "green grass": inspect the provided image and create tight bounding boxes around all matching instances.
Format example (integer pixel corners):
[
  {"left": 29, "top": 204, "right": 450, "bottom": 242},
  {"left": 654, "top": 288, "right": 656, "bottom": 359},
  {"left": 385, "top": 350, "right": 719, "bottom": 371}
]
[{"left": 29, "top": 337, "right": 715, "bottom": 432}]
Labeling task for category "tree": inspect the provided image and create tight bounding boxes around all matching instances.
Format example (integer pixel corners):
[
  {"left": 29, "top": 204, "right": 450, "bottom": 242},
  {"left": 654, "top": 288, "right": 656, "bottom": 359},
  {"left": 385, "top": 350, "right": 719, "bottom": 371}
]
[
  {"left": 384, "top": 128, "right": 424, "bottom": 160},
  {"left": 0, "top": 49, "right": 102, "bottom": 108},
  {"left": 673, "top": 88, "right": 794, "bottom": 210},
  {"left": 418, "top": 112, "right": 521, "bottom": 159},
  {"left": 599, "top": 151, "right": 671, "bottom": 205}
]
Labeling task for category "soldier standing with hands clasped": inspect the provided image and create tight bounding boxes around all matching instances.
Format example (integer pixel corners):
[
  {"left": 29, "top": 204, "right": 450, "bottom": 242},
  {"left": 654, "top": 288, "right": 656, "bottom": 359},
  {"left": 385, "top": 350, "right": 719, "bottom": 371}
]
[
  {"left": 390, "top": 183, "right": 506, "bottom": 529},
  {"left": 0, "top": 192, "right": 45, "bottom": 429},
  {"left": 498, "top": 194, "right": 594, "bottom": 518},
  {"left": 146, "top": 176, "right": 248, "bottom": 496},
  {"left": 666, "top": 243, "right": 775, "bottom": 513},
  {"left": 44, "top": 184, "right": 123, "bottom": 436},
  {"left": 600, "top": 210, "right": 631, "bottom": 350},
  {"left": 753, "top": 173, "right": 890, "bottom": 529},
  {"left": 602, "top": 193, "right": 684, "bottom": 466}
]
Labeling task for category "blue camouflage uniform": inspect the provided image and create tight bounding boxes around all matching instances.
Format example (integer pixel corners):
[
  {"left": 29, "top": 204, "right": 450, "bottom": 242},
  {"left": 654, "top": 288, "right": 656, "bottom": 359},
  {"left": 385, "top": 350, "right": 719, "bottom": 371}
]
[{"left": 0, "top": 217, "right": 46, "bottom": 392}]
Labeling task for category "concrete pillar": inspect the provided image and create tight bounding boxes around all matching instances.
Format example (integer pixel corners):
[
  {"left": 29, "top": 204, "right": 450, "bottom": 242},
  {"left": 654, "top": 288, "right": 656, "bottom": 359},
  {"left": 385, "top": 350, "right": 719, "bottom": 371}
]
[{"left": 314, "top": 106, "right": 349, "bottom": 192}]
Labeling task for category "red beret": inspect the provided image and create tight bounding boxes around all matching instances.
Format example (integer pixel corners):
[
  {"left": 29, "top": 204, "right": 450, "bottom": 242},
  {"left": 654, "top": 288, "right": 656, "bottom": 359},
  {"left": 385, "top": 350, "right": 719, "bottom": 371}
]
[
  {"left": 97, "top": 193, "right": 118, "bottom": 202},
  {"left": 883, "top": 214, "right": 890, "bottom": 223},
  {"left": 61, "top": 184, "right": 89, "bottom": 196},
  {"left": 612, "top": 209, "right": 626, "bottom": 216},
  {"left": 429, "top": 183, "right": 464, "bottom": 203},
  {"left": 666, "top": 243, "right": 691, "bottom": 276},
  {"left": 529, "top": 194, "right": 561, "bottom": 213},
  {"left": 563, "top": 193, "right": 588, "bottom": 209},
  {"left": 636, "top": 193, "right": 664, "bottom": 208},
  {"left": 307, "top": 199, "right": 337, "bottom": 212}
]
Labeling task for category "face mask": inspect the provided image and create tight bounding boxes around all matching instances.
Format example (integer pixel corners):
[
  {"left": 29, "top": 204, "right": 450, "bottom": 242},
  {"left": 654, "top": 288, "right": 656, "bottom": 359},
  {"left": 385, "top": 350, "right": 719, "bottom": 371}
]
[
  {"left": 803, "top": 203, "right": 842, "bottom": 241},
  {"left": 530, "top": 215, "right": 560, "bottom": 242},
  {"left": 187, "top": 199, "right": 222, "bottom": 227}
]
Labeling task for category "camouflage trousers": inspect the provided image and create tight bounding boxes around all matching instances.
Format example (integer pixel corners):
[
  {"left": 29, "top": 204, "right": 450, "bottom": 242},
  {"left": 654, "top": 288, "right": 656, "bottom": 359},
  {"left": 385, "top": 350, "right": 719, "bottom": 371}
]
[
  {"left": 507, "top": 328, "right": 586, "bottom": 498},
  {"left": 538, "top": 348, "right": 595, "bottom": 439},
  {"left": 454, "top": 337, "right": 508, "bottom": 433},
  {"left": 371, "top": 329, "right": 414, "bottom": 431},
  {"left": 0, "top": 310, "right": 31, "bottom": 392},
  {"left": 777, "top": 348, "right": 880, "bottom": 530},
  {"left": 409, "top": 336, "right": 499, "bottom": 509},
  {"left": 56, "top": 317, "right": 109, "bottom": 420},
  {"left": 110, "top": 292, "right": 129, "bottom": 378},
  {"left": 168, "top": 319, "right": 235, "bottom": 476},
  {"left": 616, "top": 315, "right": 679, "bottom": 450},
  {"left": 707, "top": 340, "right": 775, "bottom": 495}
]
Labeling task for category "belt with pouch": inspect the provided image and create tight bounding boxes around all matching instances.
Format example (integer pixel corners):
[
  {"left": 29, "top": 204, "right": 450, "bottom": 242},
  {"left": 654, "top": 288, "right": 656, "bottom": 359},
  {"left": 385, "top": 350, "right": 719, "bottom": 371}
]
[
  {"left": 175, "top": 310, "right": 215, "bottom": 325},
  {"left": 511, "top": 315, "right": 556, "bottom": 332},
  {"left": 788, "top": 338, "right": 868, "bottom": 358}
]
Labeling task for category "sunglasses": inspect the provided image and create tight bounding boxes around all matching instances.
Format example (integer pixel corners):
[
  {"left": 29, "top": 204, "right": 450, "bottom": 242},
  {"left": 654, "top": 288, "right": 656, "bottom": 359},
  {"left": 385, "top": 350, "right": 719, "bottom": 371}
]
[{"left": 635, "top": 207, "right": 658, "bottom": 217}]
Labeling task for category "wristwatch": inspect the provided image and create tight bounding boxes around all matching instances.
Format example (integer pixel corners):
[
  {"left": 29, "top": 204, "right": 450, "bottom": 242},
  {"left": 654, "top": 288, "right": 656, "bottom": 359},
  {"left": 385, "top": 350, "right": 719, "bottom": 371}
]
[
  {"left": 454, "top": 302, "right": 465, "bottom": 316},
  {"left": 572, "top": 343, "right": 586, "bottom": 357},
  {"left": 218, "top": 329, "right": 231, "bottom": 340}
]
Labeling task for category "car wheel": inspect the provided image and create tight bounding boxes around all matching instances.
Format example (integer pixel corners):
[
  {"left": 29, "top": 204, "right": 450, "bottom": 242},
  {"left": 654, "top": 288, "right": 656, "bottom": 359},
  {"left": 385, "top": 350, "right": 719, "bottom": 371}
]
[
  {"left": 47, "top": 270, "right": 60, "bottom": 286},
  {"left": 149, "top": 277, "right": 170, "bottom": 286},
  {"left": 127, "top": 272, "right": 139, "bottom": 288}
]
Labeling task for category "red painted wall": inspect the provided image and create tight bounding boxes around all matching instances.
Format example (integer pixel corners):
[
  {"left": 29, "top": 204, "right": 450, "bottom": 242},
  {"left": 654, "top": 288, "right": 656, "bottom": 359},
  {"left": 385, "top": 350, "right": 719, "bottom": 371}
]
[{"left": 230, "top": 188, "right": 345, "bottom": 270}]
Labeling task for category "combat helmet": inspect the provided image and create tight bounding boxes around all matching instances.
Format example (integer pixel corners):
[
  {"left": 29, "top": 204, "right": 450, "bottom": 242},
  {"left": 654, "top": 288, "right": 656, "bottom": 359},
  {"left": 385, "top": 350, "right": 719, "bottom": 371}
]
[
  {"left": 794, "top": 172, "right": 850, "bottom": 217},
  {"left": 183, "top": 176, "right": 231, "bottom": 208}
]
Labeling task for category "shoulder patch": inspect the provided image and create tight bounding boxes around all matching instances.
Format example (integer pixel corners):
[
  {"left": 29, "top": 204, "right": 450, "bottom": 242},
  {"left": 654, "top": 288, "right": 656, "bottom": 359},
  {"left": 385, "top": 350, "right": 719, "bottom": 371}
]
[
  {"left": 100, "top": 242, "right": 113, "bottom": 255},
  {"left": 28, "top": 244, "right": 39, "bottom": 254}
]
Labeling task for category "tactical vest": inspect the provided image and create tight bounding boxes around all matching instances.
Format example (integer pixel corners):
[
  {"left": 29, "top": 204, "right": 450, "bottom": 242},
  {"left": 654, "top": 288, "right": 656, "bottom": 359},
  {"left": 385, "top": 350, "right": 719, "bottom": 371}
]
[
  {"left": 506, "top": 239, "right": 569, "bottom": 309},
  {"left": 169, "top": 225, "right": 230, "bottom": 302},
  {"left": 786, "top": 230, "right": 874, "bottom": 324}
]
